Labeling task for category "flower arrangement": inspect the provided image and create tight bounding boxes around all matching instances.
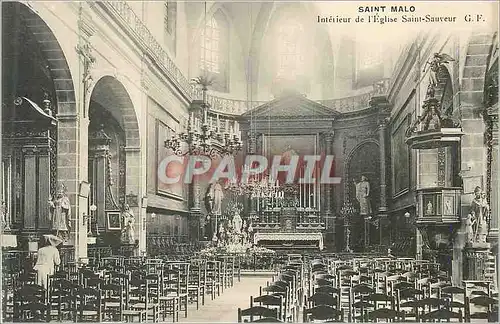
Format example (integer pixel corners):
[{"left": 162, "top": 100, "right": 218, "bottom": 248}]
[{"left": 195, "top": 242, "right": 276, "bottom": 258}]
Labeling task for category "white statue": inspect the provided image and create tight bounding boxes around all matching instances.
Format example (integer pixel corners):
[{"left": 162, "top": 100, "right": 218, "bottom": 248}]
[
  {"left": 48, "top": 184, "right": 71, "bottom": 241},
  {"left": 469, "top": 186, "right": 490, "bottom": 244},
  {"left": 354, "top": 176, "right": 372, "bottom": 216},
  {"left": 464, "top": 213, "right": 475, "bottom": 243},
  {"left": 121, "top": 204, "right": 135, "bottom": 245},
  {"left": 444, "top": 199, "right": 453, "bottom": 215},
  {"left": 232, "top": 209, "right": 243, "bottom": 234},
  {"left": 1, "top": 200, "right": 9, "bottom": 231},
  {"left": 208, "top": 182, "right": 224, "bottom": 216},
  {"left": 426, "top": 201, "right": 434, "bottom": 215}
]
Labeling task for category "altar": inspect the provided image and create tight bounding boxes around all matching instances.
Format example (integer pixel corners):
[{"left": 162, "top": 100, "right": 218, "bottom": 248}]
[
  {"left": 236, "top": 93, "right": 338, "bottom": 251},
  {"left": 254, "top": 232, "right": 324, "bottom": 250}
]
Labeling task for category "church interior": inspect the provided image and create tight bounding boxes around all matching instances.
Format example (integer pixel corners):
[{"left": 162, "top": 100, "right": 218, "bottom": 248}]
[{"left": 1, "top": 1, "right": 499, "bottom": 322}]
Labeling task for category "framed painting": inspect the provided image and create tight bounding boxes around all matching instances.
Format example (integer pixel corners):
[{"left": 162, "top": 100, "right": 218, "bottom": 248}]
[
  {"left": 156, "top": 119, "right": 185, "bottom": 200},
  {"left": 391, "top": 98, "right": 413, "bottom": 198},
  {"left": 107, "top": 211, "right": 121, "bottom": 230}
]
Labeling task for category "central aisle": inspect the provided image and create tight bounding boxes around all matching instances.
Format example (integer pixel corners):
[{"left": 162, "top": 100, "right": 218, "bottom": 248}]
[{"left": 179, "top": 275, "right": 271, "bottom": 323}]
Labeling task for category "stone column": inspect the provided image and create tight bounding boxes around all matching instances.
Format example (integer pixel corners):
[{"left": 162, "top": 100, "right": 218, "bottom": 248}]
[
  {"left": 72, "top": 6, "right": 95, "bottom": 264},
  {"left": 454, "top": 33, "right": 494, "bottom": 285},
  {"left": 370, "top": 96, "right": 391, "bottom": 247},
  {"left": 485, "top": 111, "right": 498, "bottom": 247},
  {"left": 124, "top": 147, "right": 142, "bottom": 254},
  {"left": 22, "top": 146, "right": 38, "bottom": 232},
  {"left": 377, "top": 114, "right": 390, "bottom": 246},
  {"left": 248, "top": 131, "right": 257, "bottom": 220},
  {"left": 323, "top": 130, "right": 335, "bottom": 250}
]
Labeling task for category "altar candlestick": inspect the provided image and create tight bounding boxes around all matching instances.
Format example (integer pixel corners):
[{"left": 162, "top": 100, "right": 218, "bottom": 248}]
[
  {"left": 225, "top": 120, "right": 229, "bottom": 133},
  {"left": 299, "top": 167, "right": 302, "bottom": 208},
  {"left": 317, "top": 167, "right": 320, "bottom": 210},
  {"left": 308, "top": 184, "right": 311, "bottom": 208},
  {"left": 217, "top": 114, "right": 220, "bottom": 130}
]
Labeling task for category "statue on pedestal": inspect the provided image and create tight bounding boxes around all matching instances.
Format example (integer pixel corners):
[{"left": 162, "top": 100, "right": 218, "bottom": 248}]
[
  {"left": 1, "top": 200, "right": 10, "bottom": 231},
  {"left": 353, "top": 176, "right": 372, "bottom": 216},
  {"left": 209, "top": 182, "right": 224, "bottom": 216},
  {"left": 232, "top": 209, "right": 243, "bottom": 235},
  {"left": 465, "top": 213, "right": 475, "bottom": 244},
  {"left": 48, "top": 184, "right": 71, "bottom": 241},
  {"left": 466, "top": 186, "right": 490, "bottom": 245},
  {"left": 121, "top": 203, "right": 135, "bottom": 245}
]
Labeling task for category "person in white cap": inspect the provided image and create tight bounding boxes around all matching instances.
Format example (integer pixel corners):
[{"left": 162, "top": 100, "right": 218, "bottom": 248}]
[{"left": 33, "top": 234, "right": 61, "bottom": 289}]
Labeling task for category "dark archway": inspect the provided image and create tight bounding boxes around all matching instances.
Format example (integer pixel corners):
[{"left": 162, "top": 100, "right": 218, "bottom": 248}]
[
  {"left": 1, "top": 2, "right": 76, "bottom": 249},
  {"left": 88, "top": 76, "right": 141, "bottom": 249},
  {"left": 345, "top": 140, "right": 381, "bottom": 250}
]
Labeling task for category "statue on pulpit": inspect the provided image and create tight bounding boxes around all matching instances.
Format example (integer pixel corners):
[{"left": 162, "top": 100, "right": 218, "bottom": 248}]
[
  {"left": 353, "top": 176, "right": 372, "bottom": 216},
  {"left": 423, "top": 53, "right": 455, "bottom": 89},
  {"left": 121, "top": 203, "right": 135, "bottom": 245},
  {"left": 48, "top": 184, "right": 71, "bottom": 241}
]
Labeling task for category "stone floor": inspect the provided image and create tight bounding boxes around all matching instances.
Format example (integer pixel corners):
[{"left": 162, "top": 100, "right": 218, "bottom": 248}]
[{"left": 178, "top": 275, "right": 272, "bottom": 323}]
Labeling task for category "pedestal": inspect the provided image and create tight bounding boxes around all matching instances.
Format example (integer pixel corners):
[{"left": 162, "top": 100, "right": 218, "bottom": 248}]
[{"left": 463, "top": 242, "right": 491, "bottom": 281}]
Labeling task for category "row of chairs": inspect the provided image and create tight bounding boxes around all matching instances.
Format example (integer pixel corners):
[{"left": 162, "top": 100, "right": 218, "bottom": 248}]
[
  {"left": 305, "top": 256, "right": 499, "bottom": 322},
  {"left": 5, "top": 253, "right": 241, "bottom": 322},
  {"left": 237, "top": 257, "right": 306, "bottom": 322}
]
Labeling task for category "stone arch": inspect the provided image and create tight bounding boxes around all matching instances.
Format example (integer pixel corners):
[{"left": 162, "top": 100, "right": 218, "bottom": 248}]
[
  {"left": 461, "top": 33, "right": 497, "bottom": 109},
  {"left": 88, "top": 75, "right": 142, "bottom": 245},
  {"left": 2, "top": 3, "right": 78, "bottom": 196},
  {"left": 89, "top": 75, "right": 141, "bottom": 203},
  {"left": 10, "top": 2, "right": 77, "bottom": 116},
  {"left": 90, "top": 76, "right": 140, "bottom": 149}
]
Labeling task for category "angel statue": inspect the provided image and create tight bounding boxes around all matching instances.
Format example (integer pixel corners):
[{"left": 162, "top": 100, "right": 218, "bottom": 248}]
[
  {"left": 423, "top": 53, "right": 455, "bottom": 90},
  {"left": 464, "top": 213, "right": 475, "bottom": 244},
  {"left": 48, "top": 184, "right": 71, "bottom": 241}
]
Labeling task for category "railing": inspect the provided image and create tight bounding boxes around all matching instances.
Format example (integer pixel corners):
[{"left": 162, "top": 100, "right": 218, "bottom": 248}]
[
  {"left": 201, "top": 90, "right": 389, "bottom": 115},
  {"left": 147, "top": 234, "right": 196, "bottom": 257},
  {"left": 200, "top": 92, "right": 378, "bottom": 115},
  {"left": 100, "top": 2, "right": 200, "bottom": 100}
]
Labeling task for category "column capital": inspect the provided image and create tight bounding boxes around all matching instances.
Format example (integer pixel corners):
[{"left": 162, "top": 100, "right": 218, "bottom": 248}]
[
  {"left": 22, "top": 146, "right": 39, "bottom": 155},
  {"left": 323, "top": 130, "right": 335, "bottom": 143}
]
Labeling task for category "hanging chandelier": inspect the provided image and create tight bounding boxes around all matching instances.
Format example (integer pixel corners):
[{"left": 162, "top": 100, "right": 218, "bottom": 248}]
[{"left": 164, "top": 75, "right": 242, "bottom": 157}]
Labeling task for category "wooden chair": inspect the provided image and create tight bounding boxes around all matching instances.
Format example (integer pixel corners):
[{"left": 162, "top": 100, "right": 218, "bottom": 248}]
[
  {"left": 302, "top": 305, "right": 342, "bottom": 322},
  {"left": 74, "top": 287, "right": 102, "bottom": 322},
  {"left": 187, "top": 260, "right": 206, "bottom": 309},
  {"left": 238, "top": 306, "right": 278, "bottom": 322}
]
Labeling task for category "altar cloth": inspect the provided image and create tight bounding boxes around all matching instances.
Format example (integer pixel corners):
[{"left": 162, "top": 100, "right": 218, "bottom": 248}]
[{"left": 254, "top": 232, "right": 324, "bottom": 250}]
